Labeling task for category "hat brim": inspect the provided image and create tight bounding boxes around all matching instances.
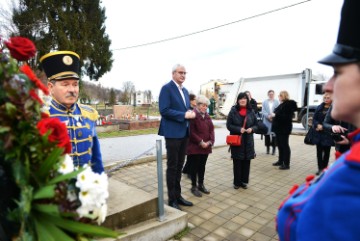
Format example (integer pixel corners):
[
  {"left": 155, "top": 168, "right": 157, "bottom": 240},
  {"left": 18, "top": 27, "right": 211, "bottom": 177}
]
[{"left": 318, "top": 53, "right": 358, "bottom": 66}]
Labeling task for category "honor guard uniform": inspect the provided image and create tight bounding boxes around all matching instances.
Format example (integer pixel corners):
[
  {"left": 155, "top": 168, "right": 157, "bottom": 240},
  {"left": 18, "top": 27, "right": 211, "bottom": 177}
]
[
  {"left": 276, "top": 0, "right": 360, "bottom": 240},
  {"left": 40, "top": 51, "right": 104, "bottom": 174}
]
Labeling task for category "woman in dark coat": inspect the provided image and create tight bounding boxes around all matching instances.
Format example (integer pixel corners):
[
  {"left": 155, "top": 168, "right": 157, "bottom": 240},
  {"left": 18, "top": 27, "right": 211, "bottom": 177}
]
[
  {"left": 312, "top": 93, "right": 335, "bottom": 175},
  {"left": 226, "top": 92, "right": 259, "bottom": 189},
  {"left": 271, "top": 90, "right": 298, "bottom": 170},
  {"left": 182, "top": 93, "right": 197, "bottom": 177},
  {"left": 186, "top": 95, "right": 215, "bottom": 197}
]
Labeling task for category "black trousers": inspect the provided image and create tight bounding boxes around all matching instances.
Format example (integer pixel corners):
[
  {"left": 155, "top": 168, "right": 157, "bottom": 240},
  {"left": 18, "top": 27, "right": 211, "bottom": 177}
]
[
  {"left": 233, "top": 158, "right": 251, "bottom": 186},
  {"left": 264, "top": 134, "right": 277, "bottom": 148},
  {"left": 165, "top": 138, "right": 188, "bottom": 202},
  {"left": 182, "top": 155, "right": 192, "bottom": 174},
  {"left": 276, "top": 133, "right": 291, "bottom": 167},
  {"left": 189, "top": 154, "right": 208, "bottom": 186},
  {"left": 316, "top": 145, "right": 331, "bottom": 171}
]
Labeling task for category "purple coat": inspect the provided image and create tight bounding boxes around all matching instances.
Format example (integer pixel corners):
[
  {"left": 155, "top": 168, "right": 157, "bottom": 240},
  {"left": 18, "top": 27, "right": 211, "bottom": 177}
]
[{"left": 186, "top": 108, "right": 215, "bottom": 155}]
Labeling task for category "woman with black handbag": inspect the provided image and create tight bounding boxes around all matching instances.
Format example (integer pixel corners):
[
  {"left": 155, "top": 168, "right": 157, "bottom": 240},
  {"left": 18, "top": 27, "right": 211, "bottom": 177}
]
[
  {"left": 312, "top": 93, "right": 335, "bottom": 175},
  {"left": 226, "top": 92, "right": 259, "bottom": 189}
]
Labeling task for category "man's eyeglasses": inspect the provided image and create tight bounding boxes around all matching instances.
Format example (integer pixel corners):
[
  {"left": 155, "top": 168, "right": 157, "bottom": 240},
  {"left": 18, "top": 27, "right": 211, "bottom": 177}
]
[{"left": 177, "top": 71, "right": 187, "bottom": 75}]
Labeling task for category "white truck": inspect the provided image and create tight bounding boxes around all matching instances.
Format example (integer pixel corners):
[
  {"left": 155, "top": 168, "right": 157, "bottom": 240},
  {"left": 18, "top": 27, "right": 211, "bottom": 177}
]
[{"left": 219, "top": 69, "right": 326, "bottom": 128}]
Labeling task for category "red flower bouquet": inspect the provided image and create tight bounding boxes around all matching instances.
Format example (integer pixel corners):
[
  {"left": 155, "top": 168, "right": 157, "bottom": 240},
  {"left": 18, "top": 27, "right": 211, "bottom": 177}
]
[{"left": 0, "top": 37, "right": 118, "bottom": 241}]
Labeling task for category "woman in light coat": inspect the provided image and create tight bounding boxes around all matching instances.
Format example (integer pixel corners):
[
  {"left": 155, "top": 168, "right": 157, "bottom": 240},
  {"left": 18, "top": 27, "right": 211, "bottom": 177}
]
[{"left": 262, "top": 90, "right": 279, "bottom": 155}]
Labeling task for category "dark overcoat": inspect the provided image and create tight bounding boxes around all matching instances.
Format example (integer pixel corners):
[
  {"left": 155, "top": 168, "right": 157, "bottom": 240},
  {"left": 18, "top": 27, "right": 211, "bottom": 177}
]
[
  {"left": 186, "top": 108, "right": 215, "bottom": 155},
  {"left": 226, "top": 106, "right": 258, "bottom": 160},
  {"left": 312, "top": 103, "right": 335, "bottom": 146},
  {"left": 271, "top": 100, "right": 298, "bottom": 135}
]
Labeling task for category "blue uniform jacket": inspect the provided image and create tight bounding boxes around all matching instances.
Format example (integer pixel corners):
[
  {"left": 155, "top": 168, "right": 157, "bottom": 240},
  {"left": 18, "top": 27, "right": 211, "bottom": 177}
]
[
  {"left": 277, "top": 129, "right": 360, "bottom": 241},
  {"left": 45, "top": 98, "right": 104, "bottom": 173},
  {"left": 158, "top": 80, "right": 190, "bottom": 138}
]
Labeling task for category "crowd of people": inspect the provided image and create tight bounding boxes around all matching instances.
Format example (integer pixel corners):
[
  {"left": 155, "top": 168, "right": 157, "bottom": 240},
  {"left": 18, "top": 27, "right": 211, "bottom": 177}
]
[
  {"left": 158, "top": 57, "right": 355, "bottom": 212},
  {"left": 3, "top": 0, "right": 357, "bottom": 239}
]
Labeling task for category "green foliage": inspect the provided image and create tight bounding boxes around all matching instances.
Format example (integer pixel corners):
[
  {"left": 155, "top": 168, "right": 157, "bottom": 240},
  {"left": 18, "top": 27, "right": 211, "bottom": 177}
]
[
  {"left": 109, "top": 88, "right": 116, "bottom": 106},
  {"left": 12, "top": 0, "right": 113, "bottom": 80},
  {"left": 0, "top": 38, "right": 118, "bottom": 241}
]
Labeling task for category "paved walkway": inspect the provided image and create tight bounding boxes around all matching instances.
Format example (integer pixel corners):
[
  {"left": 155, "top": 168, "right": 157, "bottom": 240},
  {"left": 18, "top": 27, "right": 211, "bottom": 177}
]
[{"left": 108, "top": 134, "right": 335, "bottom": 241}]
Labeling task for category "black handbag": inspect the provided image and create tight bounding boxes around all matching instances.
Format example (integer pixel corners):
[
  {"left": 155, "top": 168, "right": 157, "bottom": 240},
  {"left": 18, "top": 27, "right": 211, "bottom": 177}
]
[
  {"left": 255, "top": 120, "right": 268, "bottom": 135},
  {"left": 254, "top": 113, "right": 268, "bottom": 135},
  {"left": 304, "top": 127, "right": 315, "bottom": 145}
]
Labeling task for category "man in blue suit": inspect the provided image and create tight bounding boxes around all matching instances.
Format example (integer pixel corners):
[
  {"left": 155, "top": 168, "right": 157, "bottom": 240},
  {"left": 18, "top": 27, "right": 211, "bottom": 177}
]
[{"left": 158, "top": 64, "right": 196, "bottom": 210}]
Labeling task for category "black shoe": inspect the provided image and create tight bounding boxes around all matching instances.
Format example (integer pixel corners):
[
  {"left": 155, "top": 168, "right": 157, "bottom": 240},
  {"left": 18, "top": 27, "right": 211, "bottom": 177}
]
[
  {"left": 234, "top": 185, "right": 240, "bottom": 189},
  {"left": 279, "top": 165, "right": 290, "bottom": 170},
  {"left": 198, "top": 184, "right": 210, "bottom": 194},
  {"left": 272, "top": 148, "right": 276, "bottom": 155},
  {"left": 191, "top": 186, "right": 202, "bottom": 197},
  {"left": 266, "top": 147, "right": 270, "bottom": 154},
  {"left": 272, "top": 161, "right": 281, "bottom": 166},
  {"left": 240, "top": 183, "right": 248, "bottom": 189},
  {"left": 177, "top": 197, "right": 193, "bottom": 206},
  {"left": 169, "top": 201, "right": 182, "bottom": 210}
]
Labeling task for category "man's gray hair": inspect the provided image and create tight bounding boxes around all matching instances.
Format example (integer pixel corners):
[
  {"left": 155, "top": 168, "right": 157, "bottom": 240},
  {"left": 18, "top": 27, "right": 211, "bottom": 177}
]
[
  {"left": 172, "top": 64, "right": 185, "bottom": 73},
  {"left": 196, "top": 95, "right": 210, "bottom": 106}
]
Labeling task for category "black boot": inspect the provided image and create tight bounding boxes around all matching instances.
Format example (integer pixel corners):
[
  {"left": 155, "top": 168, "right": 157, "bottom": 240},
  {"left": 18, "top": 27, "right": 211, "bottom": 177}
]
[
  {"left": 272, "top": 147, "right": 276, "bottom": 155},
  {"left": 279, "top": 165, "right": 290, "bottom": 170},
  {"left": 198, "top": 184, "right": 210, "bottom": 194},
  {"left": 272, "top": 161, "right": 281, "bottom": 166},
  {"left": 266, "top": 146, "right": 270, "bottom": 154},
  {"left": 191, "top": 186, "right": 202, "bottom": 197}
]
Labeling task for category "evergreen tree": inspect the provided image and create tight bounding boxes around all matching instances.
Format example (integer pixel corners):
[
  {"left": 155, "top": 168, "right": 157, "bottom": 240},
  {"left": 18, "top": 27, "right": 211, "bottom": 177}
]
[
  {"left": 12, "top": 0, "right": 113, "bottom": 80},
  {"left": 109, "top": 88, "right": 116, "bottom": 106}
]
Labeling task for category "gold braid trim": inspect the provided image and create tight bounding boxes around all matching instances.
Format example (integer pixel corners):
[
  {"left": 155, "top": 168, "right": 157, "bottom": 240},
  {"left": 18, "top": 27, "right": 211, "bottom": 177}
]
[{"left": 78, "top": 104, "right": 99, "bottom": 121}]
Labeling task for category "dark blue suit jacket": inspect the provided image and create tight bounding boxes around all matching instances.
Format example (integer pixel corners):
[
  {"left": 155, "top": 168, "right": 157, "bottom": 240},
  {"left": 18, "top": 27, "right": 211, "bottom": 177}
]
[{"left": 158, "top": 80, "right": 190, "bottom": 138}]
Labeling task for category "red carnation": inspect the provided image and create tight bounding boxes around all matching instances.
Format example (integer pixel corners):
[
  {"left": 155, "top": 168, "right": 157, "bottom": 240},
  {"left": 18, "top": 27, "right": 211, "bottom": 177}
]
[
  {"left": 20, "top": 64, "right": 49, "bottom": 95},
  {"left": 29, "top": 89, "right": 43, "bottom": 104},
  {"left": 37, "top": 118, "right": 72, "bottom": 154},
  {"left": 5, "top": 37, "right": 36, "bottom": 61}
]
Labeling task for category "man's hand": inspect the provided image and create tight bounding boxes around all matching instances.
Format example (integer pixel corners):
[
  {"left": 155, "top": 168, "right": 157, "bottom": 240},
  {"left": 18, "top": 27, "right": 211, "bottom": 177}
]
[
  {"left": 332, "top": 125, "right": 347, "bottom": 133},
  {"left": 336, "top": 135, "right": 350, "bottom": 145},
  {"left": 185, "top": 110, "right": 196, "bottom": 119}
]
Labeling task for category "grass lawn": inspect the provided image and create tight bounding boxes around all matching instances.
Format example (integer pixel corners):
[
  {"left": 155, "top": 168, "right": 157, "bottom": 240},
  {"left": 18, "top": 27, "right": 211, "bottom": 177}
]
[{"left": 98, "top": 128, "right": 158, "bottom": 138}]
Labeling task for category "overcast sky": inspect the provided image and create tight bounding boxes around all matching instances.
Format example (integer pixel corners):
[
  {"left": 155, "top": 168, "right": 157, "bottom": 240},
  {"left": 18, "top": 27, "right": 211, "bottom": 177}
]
[
  {"left": 1, "top": 0, "right": 344, "bottom": 99},
  {"left": 98, "top": 0, "right": 343, "bottom": 99}
]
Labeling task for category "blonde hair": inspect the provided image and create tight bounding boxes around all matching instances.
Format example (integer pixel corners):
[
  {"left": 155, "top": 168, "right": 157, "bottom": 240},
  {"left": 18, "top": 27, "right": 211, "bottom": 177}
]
[{"left": 279, "top": 90, "right": 290, "bottom": 101}]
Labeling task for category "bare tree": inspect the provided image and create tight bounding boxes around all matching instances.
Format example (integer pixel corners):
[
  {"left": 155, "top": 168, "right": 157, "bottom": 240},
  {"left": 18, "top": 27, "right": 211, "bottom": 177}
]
[
  {"left": 315, "top": 72, "right": 330, "bottom": 82},
  {"left": 0, "top": 0, "right": 19, "bottom": 37},
  {"left": 143, "top": 90, "right": 152, "bottom": 104},
  {"left": 119, "top": 81, "right": 135, "bottom": 105}
]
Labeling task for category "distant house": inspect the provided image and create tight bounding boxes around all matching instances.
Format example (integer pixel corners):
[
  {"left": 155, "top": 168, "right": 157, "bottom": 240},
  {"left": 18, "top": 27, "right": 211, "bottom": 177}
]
[{"left": 133, "top": 90, "right": 152, "bottom": 106}]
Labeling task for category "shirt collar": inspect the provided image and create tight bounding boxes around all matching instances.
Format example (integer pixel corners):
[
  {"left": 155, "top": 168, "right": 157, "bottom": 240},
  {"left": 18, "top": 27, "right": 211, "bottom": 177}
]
[{"left": 172, "top": 80, "right": 182, "bottom": 89}]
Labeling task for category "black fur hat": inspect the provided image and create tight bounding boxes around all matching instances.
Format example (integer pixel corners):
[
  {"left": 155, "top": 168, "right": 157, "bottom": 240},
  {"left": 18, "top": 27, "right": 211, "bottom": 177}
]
[
  {"left": 319, "top": 0, "right": 360, "bottom": 65},
  {"left": 40, "top": 51, "right": 80, "bottom": 81}
]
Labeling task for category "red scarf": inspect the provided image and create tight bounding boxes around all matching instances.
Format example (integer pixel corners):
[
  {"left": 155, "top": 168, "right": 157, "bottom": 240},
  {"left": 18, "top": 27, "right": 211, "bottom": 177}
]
[{"left": 239, "top": 107, "right": 247, "bottom": 116}]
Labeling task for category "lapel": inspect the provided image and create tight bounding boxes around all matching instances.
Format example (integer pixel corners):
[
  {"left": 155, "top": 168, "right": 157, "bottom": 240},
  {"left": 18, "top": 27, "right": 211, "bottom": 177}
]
[{"left": 170, "top": 81, "right": 188, "bottom": 109}]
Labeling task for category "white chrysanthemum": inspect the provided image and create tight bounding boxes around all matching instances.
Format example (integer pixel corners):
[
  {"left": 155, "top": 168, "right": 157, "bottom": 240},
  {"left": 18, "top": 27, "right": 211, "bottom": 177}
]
[
  {"left": 93, "top": 203, "right": 108, "bottom": 225},
  {"left": 58, "top": 154, "right": 74, "bottom": 174},
  {"left": 75, "top": 166, "right": 109, "bottom": 222}
]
